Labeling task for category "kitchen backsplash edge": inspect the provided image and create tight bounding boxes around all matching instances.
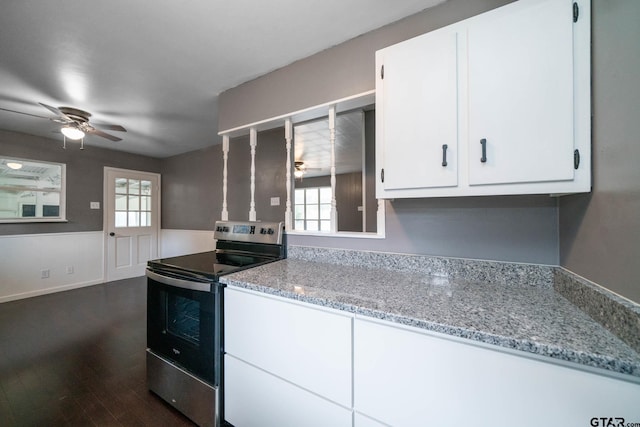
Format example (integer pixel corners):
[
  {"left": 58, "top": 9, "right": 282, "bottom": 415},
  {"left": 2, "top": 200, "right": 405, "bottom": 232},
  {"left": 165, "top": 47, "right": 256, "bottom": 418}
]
[
  {"left": 287, "top": 245, "right": 640, "bottom": 353},
  {"left": 286, "top": 245, "right": 554, "bottom": 287},
  {"left": 554, "top": 268, "right": 640, "bottom": 354}
]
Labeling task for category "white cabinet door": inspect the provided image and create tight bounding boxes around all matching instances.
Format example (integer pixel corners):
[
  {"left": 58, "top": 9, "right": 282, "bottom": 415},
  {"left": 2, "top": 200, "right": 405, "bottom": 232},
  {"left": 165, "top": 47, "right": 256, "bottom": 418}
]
[
  {"left": 467, "top": 0, "right": 575, "bottom": 186},
  {"left": 225, "top": 355, "right": 353, "bottom": 427},
  {"left": 374, "top": 0, "right": 590, "bottom": 198},
  {"left": 376, "top": 27, "right": 458, "bottom": 195},
  {"left": 354, "top": 318, "right": 640, "bottom": 427},
  {"left": 224, "top": 287, "right": 353, "bottom": 407}
]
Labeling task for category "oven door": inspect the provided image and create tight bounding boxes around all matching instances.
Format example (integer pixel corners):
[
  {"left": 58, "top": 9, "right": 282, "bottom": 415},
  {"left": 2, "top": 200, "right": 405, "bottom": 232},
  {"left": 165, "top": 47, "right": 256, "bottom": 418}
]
[{"left": 146, "top": 268, "right": 220, "bottom": 385}]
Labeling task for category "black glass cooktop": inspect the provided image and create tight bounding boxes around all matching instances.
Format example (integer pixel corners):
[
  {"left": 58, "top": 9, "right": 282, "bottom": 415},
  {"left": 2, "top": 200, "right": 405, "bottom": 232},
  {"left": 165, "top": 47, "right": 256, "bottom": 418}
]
[{"left": 147, "top": 250, "right": 275, "bottom": 280}]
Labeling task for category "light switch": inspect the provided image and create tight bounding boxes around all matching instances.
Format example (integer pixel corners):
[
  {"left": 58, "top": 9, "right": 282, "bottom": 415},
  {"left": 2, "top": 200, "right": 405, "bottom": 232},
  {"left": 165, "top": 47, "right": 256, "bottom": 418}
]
[
  {"left": 270, "top": 197, "right": 280, "bottom": 206},
  {"left": 90, "top": 202, "right": 100, "bottom": 209}
]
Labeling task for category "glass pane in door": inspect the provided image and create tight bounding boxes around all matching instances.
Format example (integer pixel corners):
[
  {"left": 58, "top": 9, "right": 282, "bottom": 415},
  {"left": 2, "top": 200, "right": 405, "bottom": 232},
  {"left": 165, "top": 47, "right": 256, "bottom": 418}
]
[{"left": 114, "top": 177, "right": 152, "bottom": 228}]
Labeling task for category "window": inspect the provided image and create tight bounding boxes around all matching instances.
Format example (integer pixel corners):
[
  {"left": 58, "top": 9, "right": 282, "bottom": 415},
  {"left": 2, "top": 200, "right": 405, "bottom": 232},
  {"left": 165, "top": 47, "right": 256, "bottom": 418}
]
[
  {"left": 0, "top": 157, "right": 66, "bottom": 222},
  {"left": 294, "top": 187, "right": 331, "bottom": 232},
  {"left": 114, "top": 178, "right": 152, "bottom": 227}
]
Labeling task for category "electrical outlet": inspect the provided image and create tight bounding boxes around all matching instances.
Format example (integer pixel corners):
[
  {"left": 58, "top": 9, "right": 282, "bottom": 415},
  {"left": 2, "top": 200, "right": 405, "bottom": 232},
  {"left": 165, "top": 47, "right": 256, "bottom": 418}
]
[
  {"left": 66, "top": 266, "right": 74, "bottom": 274},
  {"left": 270, "top": 197, "right": 280, "bottom": 206},
  {"left": 90, "top": 202, "right": 100, "bottom": 209},
  {"left": 41, "top": 269, "right": 50, "bottom": 279}
]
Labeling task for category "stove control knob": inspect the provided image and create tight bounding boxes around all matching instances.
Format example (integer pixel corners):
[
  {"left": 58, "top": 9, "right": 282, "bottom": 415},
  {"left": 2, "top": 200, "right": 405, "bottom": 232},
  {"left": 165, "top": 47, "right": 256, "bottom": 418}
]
[
  {"left": 267, "top": 228, "right": 274, "bottom": 235},
  {"left": 223, "top": 226, "right": 230, "bottom": 232}
]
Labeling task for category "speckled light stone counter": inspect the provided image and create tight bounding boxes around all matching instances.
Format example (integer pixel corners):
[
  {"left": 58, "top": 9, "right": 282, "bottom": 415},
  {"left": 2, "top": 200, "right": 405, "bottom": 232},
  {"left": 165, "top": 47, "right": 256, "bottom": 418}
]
[{"left": 220, "top": 247, "right": 640, "bottom": 378}]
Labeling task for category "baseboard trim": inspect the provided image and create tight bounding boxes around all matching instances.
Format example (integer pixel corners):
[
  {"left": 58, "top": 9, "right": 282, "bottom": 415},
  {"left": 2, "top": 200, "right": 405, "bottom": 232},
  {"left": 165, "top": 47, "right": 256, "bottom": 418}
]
[{"left": 0, "top": 279, "right": 105, "bottom": 303}]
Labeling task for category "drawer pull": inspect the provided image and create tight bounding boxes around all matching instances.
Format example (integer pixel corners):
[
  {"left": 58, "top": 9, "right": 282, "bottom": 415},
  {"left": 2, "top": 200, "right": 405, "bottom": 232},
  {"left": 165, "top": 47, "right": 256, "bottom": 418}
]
[{"left": 480, "top": 138, "right": 487, "bottom": 163}]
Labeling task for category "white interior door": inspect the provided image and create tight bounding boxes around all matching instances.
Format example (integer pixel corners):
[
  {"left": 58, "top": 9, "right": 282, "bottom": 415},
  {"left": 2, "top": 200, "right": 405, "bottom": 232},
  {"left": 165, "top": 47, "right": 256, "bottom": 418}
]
[{"left": 105, "top": 167, "right": 160, "bottom": 281}]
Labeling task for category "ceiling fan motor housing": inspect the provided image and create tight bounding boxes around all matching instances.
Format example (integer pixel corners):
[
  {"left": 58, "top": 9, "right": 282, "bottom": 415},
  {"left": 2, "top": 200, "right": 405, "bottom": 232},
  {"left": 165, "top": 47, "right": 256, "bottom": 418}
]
[{"left": 58, "top": 106, "right": 91, "bottom": 123}]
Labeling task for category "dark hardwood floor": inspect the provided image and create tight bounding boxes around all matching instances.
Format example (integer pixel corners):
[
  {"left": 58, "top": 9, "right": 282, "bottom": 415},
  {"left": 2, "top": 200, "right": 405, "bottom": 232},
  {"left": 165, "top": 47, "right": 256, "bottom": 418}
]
[{"left": 0, "top": 277, "right": 197, "bottom": 427}]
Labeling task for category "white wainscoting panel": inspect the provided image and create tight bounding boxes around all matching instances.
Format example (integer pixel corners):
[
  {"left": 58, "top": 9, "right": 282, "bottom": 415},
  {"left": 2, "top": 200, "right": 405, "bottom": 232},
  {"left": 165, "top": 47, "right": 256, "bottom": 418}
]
[
  {"left": 0, "top": 231, "right": 104, "bottom": 303},
  {"left": 160, "top": 229, "right": 216, "bottom": 258},
  {"left": 0, "top": 229, "right": 216, "bottom": 303}
]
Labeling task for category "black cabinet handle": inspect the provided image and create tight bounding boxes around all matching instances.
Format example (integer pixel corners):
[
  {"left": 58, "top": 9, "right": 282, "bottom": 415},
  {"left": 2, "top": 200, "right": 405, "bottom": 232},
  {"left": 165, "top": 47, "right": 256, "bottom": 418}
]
[
  {"left": 442, "top": 144, "right": 448, "bottom": 167},
  {"left": 480, "top": 139, "right": 487, "bottom": 163},
  {"left": 381, "top": 168, "right": 385, "bottom": 183}
]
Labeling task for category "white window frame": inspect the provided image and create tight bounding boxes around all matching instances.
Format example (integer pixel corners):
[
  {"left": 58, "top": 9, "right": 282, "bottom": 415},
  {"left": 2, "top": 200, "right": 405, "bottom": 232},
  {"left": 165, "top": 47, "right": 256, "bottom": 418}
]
[
  {"left": 294, "top": 186, "right": 332, "bottom": 232},
  {"left": 0, "top": 156, "right": 66, "bottom": 223}
]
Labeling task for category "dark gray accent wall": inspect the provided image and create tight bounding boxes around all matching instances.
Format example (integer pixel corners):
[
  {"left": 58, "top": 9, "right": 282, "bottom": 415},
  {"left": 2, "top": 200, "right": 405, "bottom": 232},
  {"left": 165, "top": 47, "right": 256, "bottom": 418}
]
[
  {"left": 0, "top": 130, "right": 161, "bottom": 235},
  {"left": 255, "top": 128, "right": 287, "bottom": 223},
  {"left": 559, "top": 0, "right": 640, "bottom": 303},
  {"left": 160, "top": 145, "right": 222, "bottom": 230},
  {"left": 226, "top": 134, "right": 251, "bottom": 222},
  {"left": 217, "top": 0, "right": 557, "bottom": 265},
  {"left": 160, "top": 127, "right": 287, "bottom": 228}
]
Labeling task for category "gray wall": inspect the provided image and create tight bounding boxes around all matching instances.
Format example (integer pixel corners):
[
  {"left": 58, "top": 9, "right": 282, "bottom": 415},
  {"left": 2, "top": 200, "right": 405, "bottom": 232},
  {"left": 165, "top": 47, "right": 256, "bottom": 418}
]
[
  {"left": 160, "top": 127, "right": 286, "bottom": 228},
  {"left": 0, "top": 130, "right": 161, "bottom": 235},
  {"left": 160, "top": 144, "right": 222, "bottom": 230},
  {"left": 217, "top": 0, "right": 558, "bottom": 265},
  {"left": 559, "top": 0, "right": 640, "bottom": 303},
  {"left": 293, "top": 196, "right": 558, "bottom": 263},
  {"left": 219, "top": 0, "right": 515, "bottom": 131},
  {"left": 364, "top": 110, "right": 377, "bottom": 233}
]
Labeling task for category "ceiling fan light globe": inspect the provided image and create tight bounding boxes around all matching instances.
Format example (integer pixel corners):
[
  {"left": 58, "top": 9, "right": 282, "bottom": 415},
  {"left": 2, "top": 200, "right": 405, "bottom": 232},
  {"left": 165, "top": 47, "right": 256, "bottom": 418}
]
[
  {"left": 7, "top": 162, "right": 23, "bottom": 170},
  {"left": 61, "top": 126, "right": 85, "bottom": 140}
]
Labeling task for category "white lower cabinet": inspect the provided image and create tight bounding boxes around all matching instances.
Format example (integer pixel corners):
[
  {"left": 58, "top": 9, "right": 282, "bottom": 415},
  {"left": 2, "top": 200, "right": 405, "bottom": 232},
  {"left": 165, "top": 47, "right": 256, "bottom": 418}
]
[
  {"left": 354, "top": 318, "right": 640, "bottom": 427},
  {"left": 225, "top": 356, "right": 352, "bottom": 427},
  {"left": 224, "top": 287, "right": 640, "bottom": 427},
  {"left": 224, "top": 287, "right": 354, "bottom": 426}
]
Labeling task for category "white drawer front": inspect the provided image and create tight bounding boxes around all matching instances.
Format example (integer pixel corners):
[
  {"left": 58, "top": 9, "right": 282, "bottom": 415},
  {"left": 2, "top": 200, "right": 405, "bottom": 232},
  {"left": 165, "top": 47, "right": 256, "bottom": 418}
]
[
  {"left": 225, "top": 287, "right": 353, "bottom": 406},
  {"left": 225, "top": 355, "right": 353, "bottom": 427}
]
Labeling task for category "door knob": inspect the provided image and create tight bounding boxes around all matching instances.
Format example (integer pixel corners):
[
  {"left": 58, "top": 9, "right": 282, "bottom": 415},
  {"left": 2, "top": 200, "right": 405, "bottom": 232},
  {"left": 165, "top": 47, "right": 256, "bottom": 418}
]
[{"left": 109, "top": 232, "right": 115, "bottom": 237}]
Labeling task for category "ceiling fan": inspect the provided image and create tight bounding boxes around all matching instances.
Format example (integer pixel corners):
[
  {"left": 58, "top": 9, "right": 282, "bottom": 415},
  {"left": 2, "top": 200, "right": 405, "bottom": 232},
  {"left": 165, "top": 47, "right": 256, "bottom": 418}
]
[
  {"left": 294, "top": 161, "right": 324, "bottom": 179},
  {"left": 0, "top": 102, "right": 126, "bottom": 142},
  {"left": 294, "top": 161, "right": 308, "bottom": 177}
]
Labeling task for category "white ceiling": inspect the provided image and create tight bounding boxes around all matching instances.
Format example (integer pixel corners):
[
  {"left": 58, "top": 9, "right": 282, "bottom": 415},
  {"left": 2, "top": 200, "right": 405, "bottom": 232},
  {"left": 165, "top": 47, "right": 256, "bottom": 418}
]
[
  {"left": 0, "top": 0, "right": 444, "bottom": 158},
  {"left": 294, "top": 109, "right": 366, "bottom": 178}
]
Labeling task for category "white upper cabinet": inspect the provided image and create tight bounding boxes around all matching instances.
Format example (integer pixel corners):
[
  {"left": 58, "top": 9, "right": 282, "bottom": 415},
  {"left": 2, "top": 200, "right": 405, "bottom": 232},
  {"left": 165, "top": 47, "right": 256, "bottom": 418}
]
[
  {"left": 376, "top": 0, "right": 591, "bottom": 198},
  {"left": 376, "top": 27, "right": 459, "bottom": 192},
  {"left": 467, "top": 0, "right": 574, "bottom": 186}
]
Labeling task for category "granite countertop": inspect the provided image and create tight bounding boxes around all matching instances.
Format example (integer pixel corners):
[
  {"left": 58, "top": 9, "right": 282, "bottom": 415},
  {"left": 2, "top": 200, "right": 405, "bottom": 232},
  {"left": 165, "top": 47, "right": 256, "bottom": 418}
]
[{"left": 221, "top": 250, "right": 640, "bottom": 379}]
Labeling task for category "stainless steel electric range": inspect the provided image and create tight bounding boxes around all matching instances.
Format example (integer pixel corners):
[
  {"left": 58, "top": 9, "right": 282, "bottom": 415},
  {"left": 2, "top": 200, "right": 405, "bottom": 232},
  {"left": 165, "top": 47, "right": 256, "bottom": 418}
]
[{"left": 146, "top": 220, "right": 285, "bottom": 427}]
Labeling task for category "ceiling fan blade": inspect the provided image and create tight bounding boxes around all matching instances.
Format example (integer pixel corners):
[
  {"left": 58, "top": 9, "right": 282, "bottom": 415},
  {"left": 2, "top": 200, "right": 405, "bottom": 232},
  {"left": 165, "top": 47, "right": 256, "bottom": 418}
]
[
  {"left": 86, "top": 127, "right": 122, "bottom": 142},
  {"left": 39, "top": 102, "right": 63, "bottom": 116},
  {"left": 0, "top": 107, "right": 50, "bottom": 119},
  {"left": 92, "top": 123, "right": 127, "bottom": 132},
  {"left": 39, "top": 102, "right": 73, "bottom": 122}
]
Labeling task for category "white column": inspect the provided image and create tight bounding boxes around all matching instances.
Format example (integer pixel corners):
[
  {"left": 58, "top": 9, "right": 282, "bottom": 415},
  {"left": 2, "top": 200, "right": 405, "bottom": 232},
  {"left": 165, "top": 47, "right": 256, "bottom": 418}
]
[
  {"left": 284, "top": 118, "right": 293, "bottom": 231},
  {"left": 249, "top": 128, "right": 257, "bottom": 221},
  {"left": 329, "top": 106, "right": 338, "bottom": 233},
  {"left": 221, "top": 135, "right": 229, "bottom": 221}
]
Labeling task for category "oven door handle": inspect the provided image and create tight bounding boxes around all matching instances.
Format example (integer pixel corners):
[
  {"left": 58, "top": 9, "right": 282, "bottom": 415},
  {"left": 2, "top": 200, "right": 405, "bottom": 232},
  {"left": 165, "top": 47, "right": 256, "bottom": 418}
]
[{"left": 146, "top": 268, "right": 212, "bottom": 293}]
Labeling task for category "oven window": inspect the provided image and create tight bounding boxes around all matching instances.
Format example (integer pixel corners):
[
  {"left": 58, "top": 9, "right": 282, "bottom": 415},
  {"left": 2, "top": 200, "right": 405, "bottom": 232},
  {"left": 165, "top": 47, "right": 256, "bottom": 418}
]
[{"left": 166, "top": 295, "right": 200, "bottom": 345}]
